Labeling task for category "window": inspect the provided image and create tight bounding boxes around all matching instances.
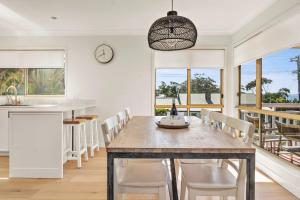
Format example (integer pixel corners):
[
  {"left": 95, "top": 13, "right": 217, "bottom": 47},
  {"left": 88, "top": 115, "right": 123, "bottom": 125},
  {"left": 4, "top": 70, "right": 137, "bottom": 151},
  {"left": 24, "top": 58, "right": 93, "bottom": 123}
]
[
  {"left": 191, "top": 68, "right": 221, "bottom": 105},
  {"left": 28, "top": 68, "right": 65, "bottom": 95},
  {"left": 0, "top": 68, "right": 65, "bottom": 96},
  {"left": 155, "top": 68, "right": 223, "bottom": 116},
  {"left": 155, "top": 69, "right": 187, "bottom": 106},
  {"left": 240, "top": 60, "right": 256, "bottom": 106},
  {"left": 262, "top": 48, "right": 300, "bottom": 106}
]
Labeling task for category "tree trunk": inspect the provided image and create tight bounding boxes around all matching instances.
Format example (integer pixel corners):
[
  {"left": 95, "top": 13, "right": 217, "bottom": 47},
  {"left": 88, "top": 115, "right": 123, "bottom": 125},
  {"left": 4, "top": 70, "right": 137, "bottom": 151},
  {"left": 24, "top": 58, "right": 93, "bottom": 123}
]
[{"left": 205, "top": 93, "right": 213, "bottom": 104}]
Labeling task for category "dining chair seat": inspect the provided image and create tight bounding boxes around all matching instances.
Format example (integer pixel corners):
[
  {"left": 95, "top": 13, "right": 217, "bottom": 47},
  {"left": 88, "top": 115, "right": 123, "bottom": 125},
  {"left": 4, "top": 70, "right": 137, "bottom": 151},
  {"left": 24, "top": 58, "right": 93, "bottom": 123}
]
[
  {"left": 118, "top": 162, "right": 167, "bottom": 187},
  {"left": 181, "top": 164, "right": 237, "bottom": 189}
]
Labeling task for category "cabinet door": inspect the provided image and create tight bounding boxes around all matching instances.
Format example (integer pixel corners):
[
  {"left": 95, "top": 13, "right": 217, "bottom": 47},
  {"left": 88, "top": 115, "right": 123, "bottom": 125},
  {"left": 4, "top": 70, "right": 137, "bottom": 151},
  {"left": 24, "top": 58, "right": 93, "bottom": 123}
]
[{"left": 0, "top": 110, "right": 9, "bottom": 152}]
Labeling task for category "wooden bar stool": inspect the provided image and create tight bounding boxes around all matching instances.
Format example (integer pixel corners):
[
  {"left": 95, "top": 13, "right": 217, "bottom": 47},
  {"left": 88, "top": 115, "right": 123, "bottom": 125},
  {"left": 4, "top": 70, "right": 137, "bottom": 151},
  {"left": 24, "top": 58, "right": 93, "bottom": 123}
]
[
  {"left": 76, "top": 115, "right": 100, "bottom": 157},
  {"left": 63, "top": 118, "right": 88, "bottom": 168}
]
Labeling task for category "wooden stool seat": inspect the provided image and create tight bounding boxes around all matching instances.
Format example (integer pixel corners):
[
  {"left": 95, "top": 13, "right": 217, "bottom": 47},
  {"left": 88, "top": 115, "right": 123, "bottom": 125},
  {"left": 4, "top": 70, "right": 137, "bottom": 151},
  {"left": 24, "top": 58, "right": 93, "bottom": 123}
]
[
  {"left": 76, "top": 115, "right": 98, "bottom": 120},
  {"left": 63, "top": 119, "right": 86, "bottom": 125}
]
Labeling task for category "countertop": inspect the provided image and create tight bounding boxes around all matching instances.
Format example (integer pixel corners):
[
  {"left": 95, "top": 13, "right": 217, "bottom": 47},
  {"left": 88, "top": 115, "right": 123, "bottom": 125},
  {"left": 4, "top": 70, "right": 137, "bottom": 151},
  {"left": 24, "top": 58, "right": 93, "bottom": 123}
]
[{"left": 0, "top": 103, "right": 96, "bottom": 112}]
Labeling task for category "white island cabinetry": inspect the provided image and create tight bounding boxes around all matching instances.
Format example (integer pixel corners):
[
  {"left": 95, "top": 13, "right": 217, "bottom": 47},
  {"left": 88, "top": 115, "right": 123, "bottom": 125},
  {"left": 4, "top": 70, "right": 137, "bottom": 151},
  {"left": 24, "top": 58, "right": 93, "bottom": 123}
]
[
  {"left": 0, "top": 109, "right": 9, "bottom": 152},
  {"left": 5, "top": 103, "right": 96, "bottom": 178}
]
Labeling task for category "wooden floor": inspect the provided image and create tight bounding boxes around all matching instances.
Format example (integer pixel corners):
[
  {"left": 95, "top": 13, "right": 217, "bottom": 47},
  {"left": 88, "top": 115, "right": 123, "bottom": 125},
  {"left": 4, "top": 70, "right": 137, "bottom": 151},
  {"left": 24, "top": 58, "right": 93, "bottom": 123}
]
[{"left": 0, "top": 149, "right": 298, "bottom": 200}]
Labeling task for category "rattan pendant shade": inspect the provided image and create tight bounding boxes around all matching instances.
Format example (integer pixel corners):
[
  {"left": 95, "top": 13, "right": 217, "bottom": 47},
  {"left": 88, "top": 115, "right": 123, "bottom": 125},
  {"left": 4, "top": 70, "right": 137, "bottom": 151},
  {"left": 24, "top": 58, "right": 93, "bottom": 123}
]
[{"left": 148, "top": 6, "right": 197, "bottom": 51}]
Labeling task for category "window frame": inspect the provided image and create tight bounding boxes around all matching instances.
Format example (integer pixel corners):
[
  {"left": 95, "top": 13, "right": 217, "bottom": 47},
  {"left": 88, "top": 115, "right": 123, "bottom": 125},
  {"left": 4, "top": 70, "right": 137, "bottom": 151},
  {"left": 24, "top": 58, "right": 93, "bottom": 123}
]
[{"left": 154, "top": 66, "right": 224, "bottom": 114}]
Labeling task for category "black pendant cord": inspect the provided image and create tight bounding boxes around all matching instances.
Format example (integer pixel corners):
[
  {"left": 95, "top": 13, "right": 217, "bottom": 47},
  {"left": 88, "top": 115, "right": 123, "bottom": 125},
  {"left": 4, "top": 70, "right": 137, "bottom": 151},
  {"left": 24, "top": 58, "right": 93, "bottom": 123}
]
[{"left": 171, "top": 0, "right": 173, "bottom": 11}]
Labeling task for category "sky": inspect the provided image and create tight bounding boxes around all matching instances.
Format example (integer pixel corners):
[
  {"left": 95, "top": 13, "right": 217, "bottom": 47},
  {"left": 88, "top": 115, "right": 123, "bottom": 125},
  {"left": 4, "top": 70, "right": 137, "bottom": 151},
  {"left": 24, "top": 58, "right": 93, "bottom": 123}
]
[{"left": 241, "top": 48, "right": 300, "bottom": 95}]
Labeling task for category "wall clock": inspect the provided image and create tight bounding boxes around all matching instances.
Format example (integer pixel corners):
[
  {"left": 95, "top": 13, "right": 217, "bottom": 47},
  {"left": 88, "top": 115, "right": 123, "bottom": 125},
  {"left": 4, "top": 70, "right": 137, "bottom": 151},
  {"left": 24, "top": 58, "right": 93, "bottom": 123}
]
[{"left": 95, "top": 44, "right": 114, "bottom": 64}]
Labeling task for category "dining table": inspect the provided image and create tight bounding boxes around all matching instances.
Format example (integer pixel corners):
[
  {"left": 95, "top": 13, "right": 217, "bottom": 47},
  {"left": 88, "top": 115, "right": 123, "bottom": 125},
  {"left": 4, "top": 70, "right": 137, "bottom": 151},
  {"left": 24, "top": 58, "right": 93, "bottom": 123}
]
[{"left": 106, "top": 116, "right": 256, "bottom": 200}]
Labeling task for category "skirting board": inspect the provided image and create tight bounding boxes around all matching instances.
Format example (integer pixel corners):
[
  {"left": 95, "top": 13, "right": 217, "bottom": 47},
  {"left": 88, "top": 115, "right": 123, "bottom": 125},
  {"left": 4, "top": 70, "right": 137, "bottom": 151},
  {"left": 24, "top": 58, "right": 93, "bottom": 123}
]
[
  {"left": 0, "top": 150, "right": 8, "bottom": 156},
  {"left": 256, "top": 147, "right": 300, "bottom": 198}
]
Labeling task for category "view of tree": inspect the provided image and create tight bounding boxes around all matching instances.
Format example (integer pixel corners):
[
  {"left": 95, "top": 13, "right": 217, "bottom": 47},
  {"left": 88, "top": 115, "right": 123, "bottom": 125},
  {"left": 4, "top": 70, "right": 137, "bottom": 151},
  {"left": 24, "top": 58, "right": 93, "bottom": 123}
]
[
  {"left": 0, "top": 69, "right": 25, "bottom": 95},
  {"left": 244, "top": 77, "right": 299, "bottom": 103},
  {"left": 156, "top": 73, "right": 219, "bottom": 104},
  {"left": 28, "top": 68, "right": 65, "bottom": 95},
  {"left": 245, "top": 77, "right": 272, "bottom": 93},
  {"left": 0, "top": 68, "right": 64, "bottom": 96}
]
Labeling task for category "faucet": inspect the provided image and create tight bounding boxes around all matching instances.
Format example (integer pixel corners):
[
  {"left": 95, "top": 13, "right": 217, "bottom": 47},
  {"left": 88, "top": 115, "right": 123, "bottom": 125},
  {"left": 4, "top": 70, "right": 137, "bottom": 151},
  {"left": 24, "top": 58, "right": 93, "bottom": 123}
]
[{"left": 6, "top": 85, "right": 18, "bottom": 105}]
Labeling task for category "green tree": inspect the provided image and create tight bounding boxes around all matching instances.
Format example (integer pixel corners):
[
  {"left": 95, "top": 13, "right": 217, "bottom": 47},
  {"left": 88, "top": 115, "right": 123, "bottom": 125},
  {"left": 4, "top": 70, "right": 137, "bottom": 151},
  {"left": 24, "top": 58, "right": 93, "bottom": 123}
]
[
  {"left": 245, "top": 77, "right": 272, "bottom": 93},
  {"left": 263, "top": 88, "right": 291, "bottom": 103},
  {"left": 156, "top": 73, "right": 220, "bottom": 105}
]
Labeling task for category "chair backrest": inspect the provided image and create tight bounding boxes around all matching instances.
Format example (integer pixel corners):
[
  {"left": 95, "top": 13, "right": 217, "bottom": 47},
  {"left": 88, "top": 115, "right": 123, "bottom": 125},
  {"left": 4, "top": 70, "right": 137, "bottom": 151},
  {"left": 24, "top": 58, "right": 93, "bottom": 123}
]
[
  {"left": 210, "top": 111, "right": 227, "bottom": 130},
  {"left": 245, "top": 114, "right": 260, "bottom": 130},
  {"left": 275, "top": 120, "right": 300, "bottom": 140},
  {"left": 224, "top": 116, "right": 254, "bottom": 144},
  {"left": 117, "top": 111, "right": 127, "bottom": 129},
  {"left": 102, "top": 116, "right": 119, "bottom": 144},
  {"left": 201, "top": 108, "right": 212, "bottom": 125},
  {"left": 221, "top": 116, "right": 255, "bottom": 191},
  {"left": 125, "top": 107, "right": 133, "bottom": 121}
]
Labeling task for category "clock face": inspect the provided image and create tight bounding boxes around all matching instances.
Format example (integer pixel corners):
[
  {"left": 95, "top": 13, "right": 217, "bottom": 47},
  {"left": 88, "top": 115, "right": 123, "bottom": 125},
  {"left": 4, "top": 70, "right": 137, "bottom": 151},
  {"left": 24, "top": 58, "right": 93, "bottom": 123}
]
[{"left": 95, "top": 44, "right": 114, "bottom": 64}]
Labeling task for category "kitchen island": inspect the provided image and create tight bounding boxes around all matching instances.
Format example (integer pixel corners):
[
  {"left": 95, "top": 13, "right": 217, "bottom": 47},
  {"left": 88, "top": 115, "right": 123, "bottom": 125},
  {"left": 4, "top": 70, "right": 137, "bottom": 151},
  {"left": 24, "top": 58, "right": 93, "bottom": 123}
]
[{"left": 0, "top": 102, "right": 98, "bottom": 178}]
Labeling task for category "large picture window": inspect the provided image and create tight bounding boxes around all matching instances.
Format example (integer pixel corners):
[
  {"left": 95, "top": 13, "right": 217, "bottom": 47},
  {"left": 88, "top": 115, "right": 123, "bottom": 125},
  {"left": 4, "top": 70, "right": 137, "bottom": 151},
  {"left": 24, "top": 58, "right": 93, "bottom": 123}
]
[
  {"left": 0, "top": 68, "right": 65, "bottom": 96},
  {"left": 155, "top": 68, "right": 223, "bottom": 116},
  {"left": 262, "top": 48, "right": 300, "bottom": 106}
]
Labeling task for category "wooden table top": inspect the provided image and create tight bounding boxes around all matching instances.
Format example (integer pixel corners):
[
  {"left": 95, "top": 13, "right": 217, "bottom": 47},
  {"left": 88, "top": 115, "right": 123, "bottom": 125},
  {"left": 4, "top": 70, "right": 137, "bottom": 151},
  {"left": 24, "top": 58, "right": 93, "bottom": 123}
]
[{"left": 107, "top": 116, "right": 256, "bottom": 154}]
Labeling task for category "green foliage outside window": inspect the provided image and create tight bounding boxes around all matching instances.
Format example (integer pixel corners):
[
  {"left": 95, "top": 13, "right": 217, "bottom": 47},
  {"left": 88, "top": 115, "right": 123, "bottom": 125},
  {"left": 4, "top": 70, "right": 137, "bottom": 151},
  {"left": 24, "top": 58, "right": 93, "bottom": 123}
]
[
  {"left": 0, "top": 69, "right": 25, "bottom": 95},
  {"left": 0, "top": 68, "right": 65, "bottom": 96},
  {"left": 28, "top": 69, "right": 65, "bottom": 95}
]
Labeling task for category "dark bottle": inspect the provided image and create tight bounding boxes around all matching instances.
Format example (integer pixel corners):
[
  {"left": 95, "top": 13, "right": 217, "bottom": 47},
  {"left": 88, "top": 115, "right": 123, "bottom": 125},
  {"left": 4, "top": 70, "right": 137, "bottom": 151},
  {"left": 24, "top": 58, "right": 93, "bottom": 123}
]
[{"left": 170, "top": 98, "right": 178, "bottom": 116}]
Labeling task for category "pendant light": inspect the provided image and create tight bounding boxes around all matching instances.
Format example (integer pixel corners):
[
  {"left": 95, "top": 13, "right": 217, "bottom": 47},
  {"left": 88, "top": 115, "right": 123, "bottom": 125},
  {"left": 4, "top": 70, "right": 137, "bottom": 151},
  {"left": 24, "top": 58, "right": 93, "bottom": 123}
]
[{"left": 148, "top": 0, "right": 197, "bottom": 51}]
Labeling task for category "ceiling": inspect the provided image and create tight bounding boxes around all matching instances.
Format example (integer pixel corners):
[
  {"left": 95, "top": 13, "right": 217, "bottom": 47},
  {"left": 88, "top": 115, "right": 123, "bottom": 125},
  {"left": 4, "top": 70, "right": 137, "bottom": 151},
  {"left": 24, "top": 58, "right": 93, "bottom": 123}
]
[{"left": 0, "top": 0, "right": 277, "bottom": 36}]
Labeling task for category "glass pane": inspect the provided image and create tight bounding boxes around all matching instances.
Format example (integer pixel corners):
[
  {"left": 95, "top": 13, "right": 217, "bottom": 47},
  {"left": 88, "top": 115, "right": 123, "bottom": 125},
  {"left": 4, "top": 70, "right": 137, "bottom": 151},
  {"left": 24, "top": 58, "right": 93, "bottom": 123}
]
[
  {"left": 190, "top": 68, "right": 221, "bottom": 104},
  {"left": 155, "top": 69, "right": 187, "bottom": 105},
  {"left": 28, "top": 68, "right": 65, "bottom": 95},
  {"left": 240, "top": 60, "right": 256, "bottom": 105},
  {"left": 262, "top": 48, "right": 300, "bottom": 111},
  {"left": 0, "top": 68, "right": 25, "bottom": 95}
]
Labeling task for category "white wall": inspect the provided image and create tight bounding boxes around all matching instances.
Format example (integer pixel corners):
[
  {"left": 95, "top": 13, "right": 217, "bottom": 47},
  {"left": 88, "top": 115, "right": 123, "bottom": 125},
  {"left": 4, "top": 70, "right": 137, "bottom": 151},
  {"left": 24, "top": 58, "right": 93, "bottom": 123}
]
[
  {"left": 0, "top": 35, "right": 231, "bottom": 120},
  {"left": 0, "top": 36, "right": 152, "bottom": 120}
]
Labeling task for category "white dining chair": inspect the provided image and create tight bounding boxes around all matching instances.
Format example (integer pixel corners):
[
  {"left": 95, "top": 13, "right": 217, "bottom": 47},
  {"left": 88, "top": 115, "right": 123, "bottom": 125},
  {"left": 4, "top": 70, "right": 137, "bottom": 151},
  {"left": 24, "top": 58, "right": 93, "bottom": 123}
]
[
  {"left": 125, "top": 107, "right": 133, "bottom": 122},
  {"left": 103, "top": 115, "right": 119, "bottom": 140},
  {"left": 211, "top": 111, "right": 227, "bottom": 131},
  {"left": 180, "top": 117, "right": 254, "bottom": 200},
  {"left": 201, "top": 108, "right": 212, "bottom": 125},
  {"left": 101, "top": 116, "right": 168, "bottom": 200},
  {"left": 117, "top": 111, "right": 127, "bottom": 129}
]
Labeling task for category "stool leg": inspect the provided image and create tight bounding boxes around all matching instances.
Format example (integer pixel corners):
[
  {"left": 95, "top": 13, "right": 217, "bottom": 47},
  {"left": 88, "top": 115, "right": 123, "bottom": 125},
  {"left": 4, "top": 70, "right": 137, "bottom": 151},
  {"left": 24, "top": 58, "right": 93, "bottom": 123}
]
[
  {"left": 76, "top": 126, "right": 82, "bottom": 168},
  {"left": 90, "top": 120, "right": 94, "bottom": 158},
  {"left": 83, "top": 124, "right": 88, "bottom": 162},
  {"left": 94, "top": 120, "right": 100, "bottom": 151}
]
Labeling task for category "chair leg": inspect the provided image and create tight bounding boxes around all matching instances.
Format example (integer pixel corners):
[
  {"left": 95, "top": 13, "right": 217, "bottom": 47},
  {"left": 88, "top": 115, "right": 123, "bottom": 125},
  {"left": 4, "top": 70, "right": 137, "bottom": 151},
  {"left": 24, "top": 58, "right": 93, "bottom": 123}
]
[
  {"left": 158, "top": 186, "right": 166, "bottom": 200},
  {"left": 180, "top": 175, "right": 187, "bottom": 200},
  {"left": 94, "top": 120, "right": 100, "bottom": 151},
  {"left": 76, "top": 126, "right": 82, "bottom": 168},
  {"left": 89, "top": 120, "right": 95, "bottom": 158},
  {"left": 83, "top": 124, "right": 88, "bottom": 161}
]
